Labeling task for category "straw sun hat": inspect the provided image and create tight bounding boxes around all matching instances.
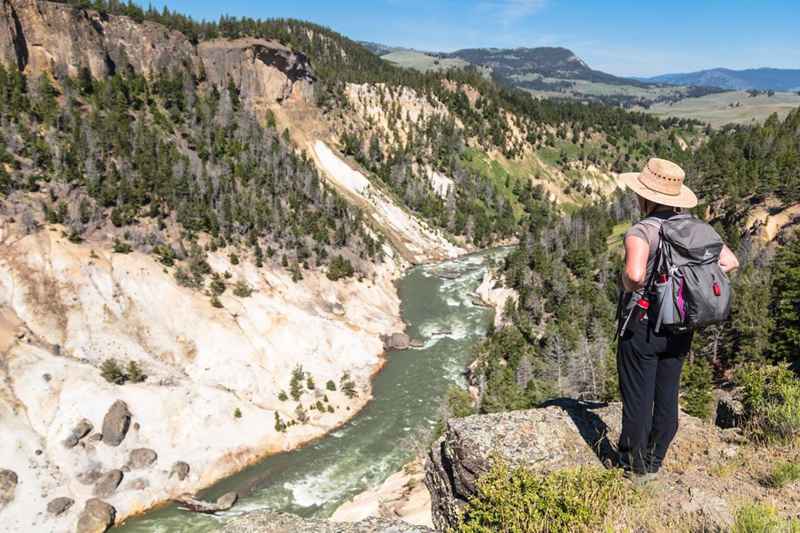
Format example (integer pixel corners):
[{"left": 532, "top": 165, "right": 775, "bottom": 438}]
[{"left": 620, "top": 158, "right": 698, "bottom": 209}]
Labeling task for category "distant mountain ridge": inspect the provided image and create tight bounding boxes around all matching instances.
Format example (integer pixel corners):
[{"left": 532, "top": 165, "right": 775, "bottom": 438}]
[
  {"left": 447, "top": 46, "right": 649, "bottom": 88},
  {"left": 641, "top": 68, "right": 800, "bottom": 92}
]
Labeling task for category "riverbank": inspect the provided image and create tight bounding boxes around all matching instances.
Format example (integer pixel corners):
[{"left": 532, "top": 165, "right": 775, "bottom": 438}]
[{"left": 117, "top": 248, "right": 503, "bottom": 531}]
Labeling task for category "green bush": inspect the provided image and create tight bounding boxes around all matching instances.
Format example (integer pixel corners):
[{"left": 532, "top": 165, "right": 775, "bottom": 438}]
[
  {"left": 459, "top": 460, "right": 627, "bottom": 533},
  {"left": 233, "top": 407, "right": 242, "bottom": 418},
  {"left": 112, "top": 239, "right": 132, "bottom": 254},
  {"left": 736, "top": 364, "right": 800, "bottom": 443},
  {"left": 764, "top": 462, "right": 800, "bottom": 489},
  {"left": 290, "top": 365, "right": 305, "bottom": 401},
  {"left": 126, "top": 361, "right": 147, "bottom": 383},
  {"left": 278, "top": 390, "right": 288, "bottom": 401},
  {"left": 340, "top": 371, "right": 357, "bottom": 398},
  {"left": 232, "top": 279, "right": 253, "bottom": 297},
  {"left": 325, "top": 379, "right": 337, "bottom": 391},
  {"left": 681, "top": 357, "right": 714, "bottom": 420},
  {"left": 326, "top": 255, "right": 355, "bottom": 281},
  {"left": 100, "top": 358, "right": 127, "bottom": 385},
  {"left": 733, "top": 502, "right": 800, "bottom": 533}
]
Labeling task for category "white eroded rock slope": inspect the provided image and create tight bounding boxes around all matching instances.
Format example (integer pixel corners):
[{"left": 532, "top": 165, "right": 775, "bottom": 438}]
[{"left": 0, "top": 226, "right": 404, "bottom": 531}]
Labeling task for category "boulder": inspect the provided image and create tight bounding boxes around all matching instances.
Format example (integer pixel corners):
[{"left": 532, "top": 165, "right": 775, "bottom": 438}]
[
  {"left": 170, "top": 461, "right": 190, "bottom": 481},
  {"left": 223, "top": 511, "right": 434, "bottom": 532},
  {"left": 101, "top": 400, "right": 131, "bottom": 447},
  {"left": 128, "top": 448, "right": 157, "bottom": 469},
  {"left": 0, "top": 469, "right": 17, "bottom": 509},
  {"left": 173, "top": 491, "right": 238, "bottom": 513},
  {"left": 76, "top": 498, "right": 116, "bottom": 533},
  {"left": 425, "top": 400, "right": 737, "bottom": 532},
  {"left": 64, "top": 418, "right": 94, "bottom": 448},
  {"left": 47, "top": 496, "right": 75, "bottom": 516},
  {"left": 714, "top": 389, "right": 744, "bottom": 429},
  {"left": 126, "top": 478, "right": 149, "bottom": 491},
  {"left": 384, "top": 333, "right": 410, "bottom": 351},
  {"left": 94, "top": 470, "right": 123, "bottom": 498}
]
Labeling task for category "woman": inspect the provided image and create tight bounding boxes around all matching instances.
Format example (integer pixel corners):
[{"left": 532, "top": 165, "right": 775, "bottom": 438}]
[{"left": 617, "top": 158, "right": 739, "bottom": 483}]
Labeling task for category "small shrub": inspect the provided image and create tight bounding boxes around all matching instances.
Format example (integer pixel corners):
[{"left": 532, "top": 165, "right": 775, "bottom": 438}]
[
  {"left": 315, "top": 400, "right": 325, "bottom": 411},
  {"left": 736, "top": 364, "right": 800, "bottom": 442},
  {"left": 274, "top": 412, "right": 286, "bottom": 432},
  {"left": 733, "top": 502, "right": 800, "bottom": 532},
  {"left": 229, "top": 252, "right": 239, "bottom": 265},
  {"left": 681, "top": 357, "right": 714, "bottom": 420},
  {"left": 326, "top": 255, "right": 355, "bottom": 281},
  {"left": 100, "top": 358, "right": 127, "bottom": 385},
  {"left": 340, "top": 371, "right": 357, "bottom": 399},
  {"left": 764, "top": 461, "right": 800, "bottom": 488},
  {"left": 290, "top": 365, "right": 304, "bottom": 401},
  {"left": 306, "top": 375, "right": 315, "bottom": 390},
  {"left": 126, "top": 360, "right": 147, "bottom": 383},
  {"left": 327, "top": 405, "right": 334, "bottom": 413},
  {"left": 232, "top": 279, "right": 252, "bottom": 297},
  {"left": 210, "top": 295, "right": 223, "bottom": 308},
  {"left": 295, "top": 404, "right": 308, "bottom": 423},
  {"left": 209, "top": 277, "right": 226, "bottom": 295},
  {"left": 326, "top": 379, "right": 336, "bottom": 391},
  {"left": 113, "top": 239, "right": 132, "bottom": 254},
  {"left": 278, "top": 390, "right": 288, "bottom": 401},
  {"left": 233, "top": 407, "right": 242, "bottom": 419},
  {"left": 459, "top": 460, "right": 628, "bottom": 533}
]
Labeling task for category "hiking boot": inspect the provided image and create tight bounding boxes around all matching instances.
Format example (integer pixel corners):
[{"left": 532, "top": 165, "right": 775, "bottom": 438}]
[{"left": 623, "top": 469, "right": 659, "bottom": 486}]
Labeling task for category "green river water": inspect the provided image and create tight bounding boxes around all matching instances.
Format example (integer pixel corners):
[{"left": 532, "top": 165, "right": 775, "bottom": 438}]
[{"left": 117, "top": 249, "right": 507, "bottom": 532}]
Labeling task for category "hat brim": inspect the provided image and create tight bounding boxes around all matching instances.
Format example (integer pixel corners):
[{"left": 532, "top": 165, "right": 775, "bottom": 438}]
[{"left": 619, "top": 172, "right": 698, "bottom": 209}]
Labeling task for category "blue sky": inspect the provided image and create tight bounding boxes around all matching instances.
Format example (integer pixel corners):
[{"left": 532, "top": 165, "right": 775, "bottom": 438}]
[{"left": 147, "top": 0, "right": 799, "bottom": 77}]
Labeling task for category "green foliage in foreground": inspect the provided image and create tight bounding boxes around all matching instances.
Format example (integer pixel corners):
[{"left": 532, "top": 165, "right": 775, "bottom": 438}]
[
  {"left": 458, "top": 460, "right": 627, "bottom": 533},
  {"left": 681, "top": 357, "right": 714, "bottom": 420},
  {"left": 736, "top": 364, "right": 800, "bottom": 443},
  {"left": 733, "top": 502, "right": 800, "bottom": 533},
  {"left": 764, "top": 461, "right": 800, "bottom": 489}
]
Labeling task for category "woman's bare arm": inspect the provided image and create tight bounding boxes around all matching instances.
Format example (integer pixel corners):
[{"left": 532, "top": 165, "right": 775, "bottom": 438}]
[
  {"left": 719, "top": 244, "right": 739, "bottom": 273},
  {"left": 622, "top": 234, "right": 649, "bottom": 292}
]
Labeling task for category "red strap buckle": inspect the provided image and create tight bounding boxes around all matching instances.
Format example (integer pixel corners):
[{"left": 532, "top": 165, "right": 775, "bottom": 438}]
[{"left": 713, "top": 282, "right": 721, "bottom": 296}]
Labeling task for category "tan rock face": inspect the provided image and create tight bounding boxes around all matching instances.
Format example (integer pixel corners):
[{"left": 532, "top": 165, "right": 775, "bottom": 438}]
[
  {"left": 198, "top": 38, "right": 316, "bottom": 105},
  {"left": 0, "top": 0, "right": 197, "bottom": 78},
  {"left": 0, "top": 0, "right": 315, "bottom": 108}
]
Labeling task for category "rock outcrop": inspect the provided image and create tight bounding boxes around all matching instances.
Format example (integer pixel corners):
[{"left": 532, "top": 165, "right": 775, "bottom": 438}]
[
  {"left": 224, "top": 511, "right": 434, "bottom": 533},
  {"left": 93, "top": 469, "right": 123, "bottom": 498},
  {"left": 174, "top": 491, "right": 238, "bottom": 514},
  {"left": 63, "top": 418, "right": 94, "bottom": 448},
  {"left": 101, "top": 400, "right": 131, "bottom": 447},
  {"left": 424, "top": 400, "right": 781, "bottom": 531},
  {"left": 127, "top": 448, "right": 157, "bottom": 470},
  {"left": 76, "top": 498, "right": 116, "bottom": 533},
  {"left": 0, "top": 0, "right": 314, "bottom": 108},
  {"left": 46, "top": 496, "right": 74, "bottom": 516}
]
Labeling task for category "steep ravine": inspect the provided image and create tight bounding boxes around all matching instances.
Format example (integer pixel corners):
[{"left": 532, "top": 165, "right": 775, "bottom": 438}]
[{"left": 115, "top": 249, "right": 509, "bottom": 531}]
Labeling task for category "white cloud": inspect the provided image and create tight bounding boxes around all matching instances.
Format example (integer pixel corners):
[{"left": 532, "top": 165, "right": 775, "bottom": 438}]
[{"left": 478, "top": 0, "right": 548, "bottom": 25}]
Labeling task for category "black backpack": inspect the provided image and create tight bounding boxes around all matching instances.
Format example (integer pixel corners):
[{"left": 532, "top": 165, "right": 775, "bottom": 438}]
[{"left": 619, "top": 214, "right": 732, "bottom": 336}]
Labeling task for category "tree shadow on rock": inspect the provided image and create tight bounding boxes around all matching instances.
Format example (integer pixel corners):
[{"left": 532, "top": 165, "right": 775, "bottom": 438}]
[{"left": 540, "top": 398, "right": 619, "bottom": 468}]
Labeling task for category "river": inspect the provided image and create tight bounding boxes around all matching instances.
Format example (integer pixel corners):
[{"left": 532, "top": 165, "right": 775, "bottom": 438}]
[{"left": 117, "top": 249, "right": 506, "bottom": 532}]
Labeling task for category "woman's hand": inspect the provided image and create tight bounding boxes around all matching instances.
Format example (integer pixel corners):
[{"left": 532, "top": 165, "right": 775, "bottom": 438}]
[{"left": 719, "top": 245, "right": 739, "bottom": 273}]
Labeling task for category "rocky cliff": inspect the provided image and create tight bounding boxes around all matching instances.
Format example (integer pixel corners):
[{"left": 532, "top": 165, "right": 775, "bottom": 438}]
[
  {"left": 0, "top": 0, "right": 313, "bottom": 106},
  {"left": 425, "top": 400, "right": 800, "bottom": 531}
]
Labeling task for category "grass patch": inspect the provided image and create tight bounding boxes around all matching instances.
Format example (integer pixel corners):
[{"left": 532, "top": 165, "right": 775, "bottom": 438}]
[
  {"left": 733, "top": 502, "right": 800, "bottom": 532},
  {"left": 764, "top": 461, "right": 800, "bottom": 489},
  {"left": 461, "top": 148, "right": 524, "bottom": 219},
  {"left": 736, "top": 364, "right": 800, "bottom": 443},
  {"left": 458, "top": 460, "right": 630, "bottom": 533}
]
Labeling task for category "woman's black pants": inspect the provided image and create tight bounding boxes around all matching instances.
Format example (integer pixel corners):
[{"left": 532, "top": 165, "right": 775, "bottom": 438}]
[{"left": 617, "top": 316, "right": 692, "bottom": 474}]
